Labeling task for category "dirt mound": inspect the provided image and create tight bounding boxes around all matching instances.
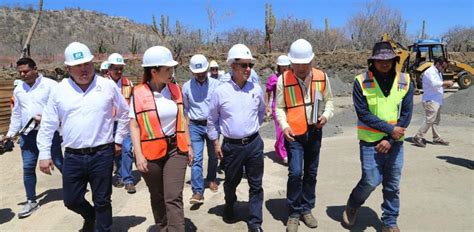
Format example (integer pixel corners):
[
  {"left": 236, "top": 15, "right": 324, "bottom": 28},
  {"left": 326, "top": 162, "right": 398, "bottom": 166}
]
[{"left": 443, "top": 88, "right": 474, "bottom": 117}]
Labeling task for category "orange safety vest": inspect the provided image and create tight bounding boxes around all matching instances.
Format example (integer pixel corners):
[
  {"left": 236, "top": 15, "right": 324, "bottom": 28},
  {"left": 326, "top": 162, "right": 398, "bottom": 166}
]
[
  {"left": 283, "top": 68, "right": 326, "bottom": 136},
  {"left": 121, "top": 77, "right": 132, "bottom": 105},
  {"left": 133, "top": 83, "right": 189, "bottom": 161}
]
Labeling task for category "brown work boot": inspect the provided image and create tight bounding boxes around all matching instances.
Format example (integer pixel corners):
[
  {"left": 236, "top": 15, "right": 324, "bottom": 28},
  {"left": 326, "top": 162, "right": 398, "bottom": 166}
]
[
  {"left": 125, "top": 183, "right": 136, "bottom": 194},
  {"left": 382, "top": 226, "right": 400, "bottom": 232},
  {"left": 189, "top": 192, "right": 204, "bottom": 204},
  {"left": 342, "top": 205, "right": 358, "bottom": 227},
  {"left": 300, "top": 213, "right": 318, "bottom": 228},
  {"left": 433, "top": 138, "right": 449, "bottom": 146},
  {"left": 413, "top": 136, "right": 426, "bottom": 147},
  {"left": 286, "top": 217, "right": 299, "bottom": 232},
  {"left": 208, "top": 181, "right": 218, "bottom": 192}
]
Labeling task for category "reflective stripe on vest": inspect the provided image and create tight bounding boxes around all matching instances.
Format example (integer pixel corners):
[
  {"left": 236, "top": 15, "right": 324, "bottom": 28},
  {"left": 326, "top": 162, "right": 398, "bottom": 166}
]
[
  {"left": 283, "top": 68, "right": 326, "bottom": 135},
  {"left": 133, "top": 83, "right": 189, "bottom": 160},
  {"left": 356, "top": 71, "right": 410, "bottom": 142}
]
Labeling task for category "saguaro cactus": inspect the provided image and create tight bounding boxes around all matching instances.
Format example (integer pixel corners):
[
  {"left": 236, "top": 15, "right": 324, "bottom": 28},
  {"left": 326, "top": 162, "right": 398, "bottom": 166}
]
[{"left": 265, "top": 2, "right": 276, "bottom": 53}]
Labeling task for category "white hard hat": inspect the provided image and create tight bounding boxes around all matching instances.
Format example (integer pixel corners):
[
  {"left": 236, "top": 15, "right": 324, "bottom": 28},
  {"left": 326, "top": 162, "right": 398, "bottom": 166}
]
[
  {"left": 64, "top": 42, "right": 94, "bottom": 66},
  {"left": 276, "top": 55, "right": 291, "bottom": 66},
  {"left": 189, "top": 54, "right": 209, "bottom": 73},
  {"left": 288, "top": 39, "right": 314, "bottom": 64},
  {"left": 100, "top": 61, "right": 109, "bottom": 70},
  {"left": 227, "top": 44, "right": 254, "bottom": 63},
  {"left": 142, "top": 46, "right": 178, "bottom": 67},
  {"left": 209, "top": 60, "right": 219, "bottom": 68},
  {"left": 107, "top": 53, "right": 125, "bottom": 65}
]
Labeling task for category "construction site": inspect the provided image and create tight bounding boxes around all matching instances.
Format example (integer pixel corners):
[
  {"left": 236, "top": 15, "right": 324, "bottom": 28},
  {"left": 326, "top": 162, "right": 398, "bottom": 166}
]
[{"left": 0, "top": 1, "right": 473, "bottom": 231}]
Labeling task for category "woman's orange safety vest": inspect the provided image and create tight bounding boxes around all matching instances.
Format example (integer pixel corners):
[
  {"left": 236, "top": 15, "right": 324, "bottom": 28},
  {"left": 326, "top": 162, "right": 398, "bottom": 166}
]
[
  {"left": 283, "top": 68, "right": 326, "bottom": 135},
  {"left": 133, "top": 83, "right": 188, "bottom": 161}
]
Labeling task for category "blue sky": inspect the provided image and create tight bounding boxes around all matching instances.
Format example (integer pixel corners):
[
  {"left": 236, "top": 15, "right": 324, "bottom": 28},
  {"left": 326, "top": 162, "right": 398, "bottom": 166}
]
[{"left": 2, "top": 0, "right": 473, "bottom": 37}]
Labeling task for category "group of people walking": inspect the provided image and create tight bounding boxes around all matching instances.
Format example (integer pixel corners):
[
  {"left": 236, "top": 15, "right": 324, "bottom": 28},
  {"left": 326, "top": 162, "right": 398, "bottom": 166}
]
[{"left": 2, "top": 35, "right": 454, "bottom": 232}]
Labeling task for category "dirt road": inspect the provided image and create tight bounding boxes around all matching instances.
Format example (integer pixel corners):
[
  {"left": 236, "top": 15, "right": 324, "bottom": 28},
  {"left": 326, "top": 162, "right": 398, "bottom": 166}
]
[{"left": 0, "top": 95, "right": 472, "bottom": 231}]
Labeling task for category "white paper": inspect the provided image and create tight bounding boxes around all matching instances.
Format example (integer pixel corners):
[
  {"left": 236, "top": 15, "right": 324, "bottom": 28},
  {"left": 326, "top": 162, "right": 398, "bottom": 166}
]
[{"left": 312, "top": 91, "right": 323, "bottom": 124}]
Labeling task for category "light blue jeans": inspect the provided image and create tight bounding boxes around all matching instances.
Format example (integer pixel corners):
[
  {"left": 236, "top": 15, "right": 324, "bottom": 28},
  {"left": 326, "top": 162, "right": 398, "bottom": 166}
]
[
  {"left": 20, "top": 130, "right": 63, "bottom": 201},
  {"left": 114, "top": 134, "right": 134, "bottom": 184},
  {"left": 189, "top": 122, "right": 217, "bottom": 195},
  {"left": 348, "top": 142, "right": 404, "bottom": 227}
]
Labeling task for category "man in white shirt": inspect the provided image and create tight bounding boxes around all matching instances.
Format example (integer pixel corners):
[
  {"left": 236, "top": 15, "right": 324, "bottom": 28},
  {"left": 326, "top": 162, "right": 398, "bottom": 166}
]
[
  {"left": 106, "top": 53, "right": 136, "bottom": 194},
  {"left": 37, "top": 42, "right": 129, "bottom": 232},
  {"left": 2, "top": 57, "right": 63, "bottom": 219},
  {"left": 413, "top": 57, "right": 453, "bottom": 147}
]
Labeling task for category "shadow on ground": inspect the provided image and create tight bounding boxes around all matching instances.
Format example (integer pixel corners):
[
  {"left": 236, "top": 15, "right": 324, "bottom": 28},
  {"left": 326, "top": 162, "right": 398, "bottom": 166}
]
[
  {"left": 17, "top": 188, "right": 63, "bottom": 206},
  {"left": 111, "top": 215, "right": 146, "bottom": 231},
  {"left": 0, "top": 208, "right": 15, "bottom": 225},
  {"left": 263, "top": 151, "right": 287, "bottom": 167},
  {"left": 326, "top": 205, "right": 382, "bottom": 231},
  {"left": 208, "top": 201, "right": 249, "bottom": 224},
  {"left": 437, "top": 155, "right": 474, "bottom": 170},
  {"left": 265, "top": 198, "right": 287, "bottom": 225},
  {"left": 145, "top": 217, "right": 197, "bottom": 232}
]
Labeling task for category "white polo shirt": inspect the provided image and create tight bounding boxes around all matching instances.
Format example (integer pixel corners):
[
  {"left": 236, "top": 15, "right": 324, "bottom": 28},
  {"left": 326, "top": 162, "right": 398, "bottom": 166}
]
[
  {"left": 7, "top": 75, "right": 57, "bottom": 137},
  {"left": 37, "top": 75, "right": 129, "bottom": 160}
]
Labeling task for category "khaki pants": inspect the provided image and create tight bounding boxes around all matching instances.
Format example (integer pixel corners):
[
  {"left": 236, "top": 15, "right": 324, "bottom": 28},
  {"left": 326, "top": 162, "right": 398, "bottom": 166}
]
[
  {"left": 416, "top": 100, "right": 442, "bottom": 140},
  {"left": 142, "top": 151, "right": 188, "bottom": 232}
]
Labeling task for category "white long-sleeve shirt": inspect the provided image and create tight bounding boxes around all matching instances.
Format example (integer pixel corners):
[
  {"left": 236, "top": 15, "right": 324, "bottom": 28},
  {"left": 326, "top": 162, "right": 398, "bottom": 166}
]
[
  {"left": 37, "top": 75, "right": 129, "bottom": 160},
  {"left": 421, "top": 64, "right": 445, "bottom": 105},
  {"left": 7, "top": 74, "right": 57, "bottom": 137}
]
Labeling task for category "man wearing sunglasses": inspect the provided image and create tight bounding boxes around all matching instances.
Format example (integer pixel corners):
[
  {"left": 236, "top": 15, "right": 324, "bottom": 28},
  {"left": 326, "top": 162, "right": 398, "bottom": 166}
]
[
  {"left": 276, "top": 39, "right": 334, "bottom": 232},
  {"left": 219, "top": 63, "right": 261, "bottom": 85},
  {"left": 207, "top": 44, "right": 266, "bottom": 232}
]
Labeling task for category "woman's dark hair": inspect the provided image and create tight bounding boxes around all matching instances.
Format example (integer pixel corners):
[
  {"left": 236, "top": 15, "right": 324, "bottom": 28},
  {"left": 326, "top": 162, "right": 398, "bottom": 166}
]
[
  {"left": 16, "top": 57, "right": 36, "bottom": 68},
  {"left": 142, "top": 66, "right": 163, "bottom": 83}
]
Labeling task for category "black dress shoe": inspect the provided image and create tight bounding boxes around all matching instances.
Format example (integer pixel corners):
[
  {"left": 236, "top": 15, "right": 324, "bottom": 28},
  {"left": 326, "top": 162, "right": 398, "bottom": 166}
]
[
  {"left": 248, "top": 227, "right": 263, "bottom": 232},
  {"left": 223, "top": 204, "right": 234, "bottom": 223},
  {"left": 80, "top": 218, "right": 95, "bottom": 232}
]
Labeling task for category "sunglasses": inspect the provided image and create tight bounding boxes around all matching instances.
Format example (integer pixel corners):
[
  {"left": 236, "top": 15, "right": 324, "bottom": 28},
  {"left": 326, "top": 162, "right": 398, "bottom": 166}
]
[
  {"left": 235, "top": 63, "right": 254, "bottom": 69},
  {"left": 210, "top": 68, "right": 218, "bottom": 71}
]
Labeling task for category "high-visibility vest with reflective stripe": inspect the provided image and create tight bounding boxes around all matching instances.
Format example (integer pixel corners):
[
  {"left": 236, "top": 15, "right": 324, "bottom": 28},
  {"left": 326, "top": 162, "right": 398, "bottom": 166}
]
[
  {"left": 283, "top": 68, "right": 326, "bottom": 136},
  {"left": 356, "top": 71, "right": 410, "bottom": 142},
  {"left": 133, "top": 83, "right": 188, "bottom": 161}
]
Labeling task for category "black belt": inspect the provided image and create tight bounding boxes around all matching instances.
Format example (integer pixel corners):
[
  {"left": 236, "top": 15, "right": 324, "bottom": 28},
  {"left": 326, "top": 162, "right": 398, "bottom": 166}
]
[
  {"left": 65, "top": 143, "right": 113, "bottom": 155},
  {"left": 223, "top": 133, "right": 259, "bottom": 145},
  {"left": 190, "top": 119, "right": 207, "bottom": 126}
]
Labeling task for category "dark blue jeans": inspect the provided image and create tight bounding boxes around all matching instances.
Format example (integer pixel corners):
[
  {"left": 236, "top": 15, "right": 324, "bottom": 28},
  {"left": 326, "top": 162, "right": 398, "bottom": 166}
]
[
  {"left": 285, "top": 126, "right": 322, "bottom": 218},
  {"left": 20, "top": 130, "right": 63, "bottom": 201},
  {"left": 62, "top": 145, "right": 114, "bottom": 232},
  {"left": 222, "top": 135, "right": 264, "bottom": 230},
  {"left": 189, "top": 122, "right": 218, "bottom": 195},
  {"left": 347, "top": 143, "right": 404, "bottom": 228}
]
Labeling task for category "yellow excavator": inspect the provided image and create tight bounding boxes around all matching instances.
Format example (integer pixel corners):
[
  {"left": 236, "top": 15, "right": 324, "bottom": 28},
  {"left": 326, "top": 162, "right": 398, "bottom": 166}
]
[{"left": 382, "top": 33, "right": 473, "bottom": 92}]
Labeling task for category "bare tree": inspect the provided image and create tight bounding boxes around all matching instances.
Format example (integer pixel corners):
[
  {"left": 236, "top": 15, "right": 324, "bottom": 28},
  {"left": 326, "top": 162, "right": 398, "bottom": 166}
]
[
  {"left": 443, "top": 26, "right": 474, "bottom": 52},
  {"left": 346, "top": 0, "right": 407, "bottom": 50},
  {"left": 20, "top": 0, "right": 43, "bottom": 58}
]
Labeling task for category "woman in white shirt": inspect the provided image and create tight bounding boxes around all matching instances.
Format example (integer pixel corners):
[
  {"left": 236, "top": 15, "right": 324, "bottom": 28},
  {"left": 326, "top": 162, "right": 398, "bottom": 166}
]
[{"left": 129, "top": 46, "right": 192, "bottom": 231}]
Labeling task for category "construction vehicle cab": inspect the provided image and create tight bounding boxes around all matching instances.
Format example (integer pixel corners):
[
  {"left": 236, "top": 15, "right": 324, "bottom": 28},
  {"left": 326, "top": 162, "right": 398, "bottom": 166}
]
[{"left": 382, "top": 33, "right": 473, "bottom": 91}]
